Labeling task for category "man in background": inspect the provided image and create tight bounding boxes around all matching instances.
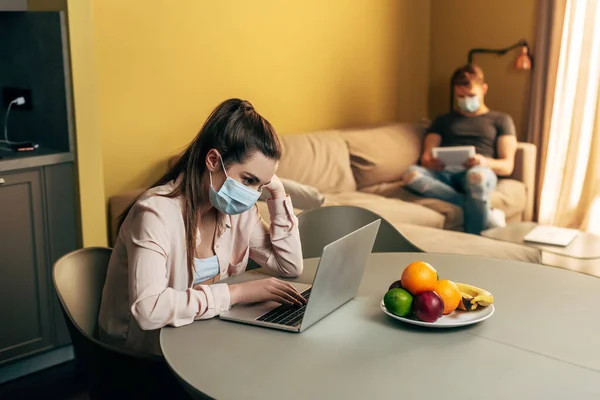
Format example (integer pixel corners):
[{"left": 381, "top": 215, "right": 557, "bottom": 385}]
[{"left": 403, "top": 64, "right": 518, "bottom": 235}]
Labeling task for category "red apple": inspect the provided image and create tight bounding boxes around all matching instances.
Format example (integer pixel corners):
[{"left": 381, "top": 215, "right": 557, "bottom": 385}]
[
  {"left": 388, "top": 280, "right": 403, "bottom": 291},
  {"left": 413, "top": 291, "right": 444, "bottom": 322}
]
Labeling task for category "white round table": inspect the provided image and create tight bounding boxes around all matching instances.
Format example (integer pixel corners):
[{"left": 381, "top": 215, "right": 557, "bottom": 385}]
[{"left": 160, "top": 253, "right": 600, "bottom": 399}]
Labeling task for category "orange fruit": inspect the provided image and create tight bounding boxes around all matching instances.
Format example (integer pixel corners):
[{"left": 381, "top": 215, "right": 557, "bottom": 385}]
[
  {"left": 434, "top": 280, "right": 461, "bottom": 315},
  {"left": 400, "top": 261, "right": 438, "bottom": 295}
]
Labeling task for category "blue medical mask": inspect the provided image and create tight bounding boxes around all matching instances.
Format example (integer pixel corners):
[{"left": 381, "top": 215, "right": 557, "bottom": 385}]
[
  {"left": 457, "top": 96, "right": 481, "bottom": 113},
  {"left": 209, "top": 158, "right": 261, "bottom": 215}
]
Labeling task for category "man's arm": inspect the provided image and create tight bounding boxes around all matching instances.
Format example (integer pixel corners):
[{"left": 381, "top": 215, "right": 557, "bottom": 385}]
[
  {"left": 421, "top": 132, "right": 441, "bottom": 161},
  {"left": 420, "top": 115, "right": 445, "bottom": 170},
  {"left": 420, "top": 133, "right": 444, "bottom": 170},
  {"left": 486, "top": 135, "right": 517, "bottom": 176},
  {"left": 422, "top": 133, "right": 442, "bottom": 158},
  {"left": 489, "top": 114, "right": 518, "bottom": 176},
  {"left": 466, "top": 114, "right": 517, "bottom": 176}
]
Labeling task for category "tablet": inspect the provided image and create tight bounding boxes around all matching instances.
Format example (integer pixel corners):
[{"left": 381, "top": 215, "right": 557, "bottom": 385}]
[{"left": 432, "top": 146, "right": 476, "bottom": 170}]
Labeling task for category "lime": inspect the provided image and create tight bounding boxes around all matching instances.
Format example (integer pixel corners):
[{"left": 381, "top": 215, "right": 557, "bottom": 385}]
[{"left": 383, "top": 288, "right": 413, "bottom": 317}]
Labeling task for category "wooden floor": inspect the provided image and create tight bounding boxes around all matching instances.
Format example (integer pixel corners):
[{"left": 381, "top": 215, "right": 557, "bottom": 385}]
[{"left": 0, "top": 361, "right": 89, "bottom": 400}]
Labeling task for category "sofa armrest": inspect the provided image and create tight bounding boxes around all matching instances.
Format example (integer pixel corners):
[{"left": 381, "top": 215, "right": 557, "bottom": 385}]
[
  {"left": 108, "top": 188, "right": 146, "bottom": 247},
  {"left": 509, "top": 142, "right": 537, "bottom": 222}
]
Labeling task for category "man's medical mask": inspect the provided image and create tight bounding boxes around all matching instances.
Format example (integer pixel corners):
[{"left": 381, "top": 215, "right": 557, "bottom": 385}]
[{"left": 457, "top": 96, "right": 481, "bottom": 113}]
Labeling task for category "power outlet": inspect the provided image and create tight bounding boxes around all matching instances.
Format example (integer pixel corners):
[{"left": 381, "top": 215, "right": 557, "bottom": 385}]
[{"left": 2, "top": 87, "right": 33, "bottom": 110}]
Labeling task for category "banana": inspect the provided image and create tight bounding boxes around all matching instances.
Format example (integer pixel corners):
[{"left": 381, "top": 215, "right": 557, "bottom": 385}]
[
  {"left": 457, "top": 292, "right": 478, "bottom": 311},
  {"left": 455, "top": 282, "right": 494, "bottom": 311}
]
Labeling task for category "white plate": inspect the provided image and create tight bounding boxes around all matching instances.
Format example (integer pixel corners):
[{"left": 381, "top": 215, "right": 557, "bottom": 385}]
[{"left": 380, "top": 300, "right": 495, "bottom": 328}]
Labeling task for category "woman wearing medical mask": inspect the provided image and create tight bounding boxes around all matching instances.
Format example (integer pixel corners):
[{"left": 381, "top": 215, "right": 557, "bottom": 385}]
[{"left": 98, "top": 98, "right": 305, "bottom": 355}]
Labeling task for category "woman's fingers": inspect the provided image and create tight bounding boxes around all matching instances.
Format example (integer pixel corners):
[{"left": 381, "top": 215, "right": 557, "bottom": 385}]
[
  {"left": 282, "top": 283, "right": 307, "bottom": 304},
  {"left": 270, "top": 288, "right": 300, "bottom": 306},
  {"left": 274, "top": 280, "right": 306, "bottom": 304},
  {"left": 260, "top": 278, "right": 306, "bottom": 306}
]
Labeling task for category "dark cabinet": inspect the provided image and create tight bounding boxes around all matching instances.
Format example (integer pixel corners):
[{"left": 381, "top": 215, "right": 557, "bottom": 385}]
[
  {"left": 0, "top": 7, "right": 79, "bottom": 374},
  {"left": 0, "top": 168, "right": 53, "bottom": 363},
  {"left": 0, "top": 162, "right": 78, "bottom": 365}
]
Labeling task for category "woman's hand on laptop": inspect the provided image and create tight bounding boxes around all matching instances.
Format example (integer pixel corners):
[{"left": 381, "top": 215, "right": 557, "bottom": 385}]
[{"left": 229, "top": 278, "right": 307, "bottom": 306}]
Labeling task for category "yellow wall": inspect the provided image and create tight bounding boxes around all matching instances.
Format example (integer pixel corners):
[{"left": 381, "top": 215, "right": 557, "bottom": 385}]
[
  {"left": 66, "top": 0, "right": 108, "bottom": 246},
  {"left": 93, "top": 0, "right": 431, "bottom": 201},
  {"left": 67, "top": 0, "right": 539, "bottom": 243},
  {"left": 429, "top": 0, "right": 537, "bottom": 141}
]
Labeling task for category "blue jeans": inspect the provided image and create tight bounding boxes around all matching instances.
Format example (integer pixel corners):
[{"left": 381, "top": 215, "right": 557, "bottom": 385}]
[{"left": 403, "top": 165, "right": 498, "bottom": 234}]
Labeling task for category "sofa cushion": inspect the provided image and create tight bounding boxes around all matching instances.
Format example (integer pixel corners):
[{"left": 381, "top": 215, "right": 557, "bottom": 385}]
[
  {"left": 277, "top": 130, "right": 356, "bottom": 193},
  {"left": 359, "top": 181, "right": 464, "bottom": 230},
  {"left": 341, "top": 122, "right": 425, "bottom": 189},
  {"left": 492, "top": 179, "right": 527, "bottom": 220},
  {"left": 406, "top": 197, "right": 464, "bottom": 231},
  {"left": 259, "top": 178, "right": 324, "bottom": 210},
  {"left": 396, "top": 223, "right": 541, "bottom": 264},
  {"left": 254, "top": 202, "right": 541, "bottom": 264},
  {"left": 360, "top": 177, "right": 527, "bottom": 229},
  {"left": 323, "top": 191, "right": 445, "bottom": 229}
]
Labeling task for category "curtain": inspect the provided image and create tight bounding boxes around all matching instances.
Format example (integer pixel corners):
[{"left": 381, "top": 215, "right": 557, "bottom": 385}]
[
  {"left": 527, "top": 0, "right": 566, "bottom": 218},
  {"left": 532, "top": 0, "right": 600, "bottom": 234}
]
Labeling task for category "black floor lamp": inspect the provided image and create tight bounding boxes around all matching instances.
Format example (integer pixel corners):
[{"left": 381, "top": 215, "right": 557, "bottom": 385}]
[{"left": 449, "top": 39, "right": 533, "bottom": 112}]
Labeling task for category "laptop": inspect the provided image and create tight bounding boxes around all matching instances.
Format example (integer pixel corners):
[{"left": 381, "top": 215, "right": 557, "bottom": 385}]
[
  {"left": 219, "top": 219, "right": 381, "bottom": 332},
  {"left": 523, "top": 225, "right": 579, "bottom": 247}
]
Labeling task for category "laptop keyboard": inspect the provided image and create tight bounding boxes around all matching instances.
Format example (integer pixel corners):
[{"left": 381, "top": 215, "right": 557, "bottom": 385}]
[{"left": 256, "top": 288, "right": 312, "bottom": 327}]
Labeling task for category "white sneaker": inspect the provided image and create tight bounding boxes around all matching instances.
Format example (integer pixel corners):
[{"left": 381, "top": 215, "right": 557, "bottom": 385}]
[{"left": 487, "top": 208, "right": 506, "bottom": 228}]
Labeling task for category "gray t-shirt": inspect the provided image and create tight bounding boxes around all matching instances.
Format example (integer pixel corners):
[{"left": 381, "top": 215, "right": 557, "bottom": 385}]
[{"left": 428, "top": 111, "right": 516, "bottom": 158}]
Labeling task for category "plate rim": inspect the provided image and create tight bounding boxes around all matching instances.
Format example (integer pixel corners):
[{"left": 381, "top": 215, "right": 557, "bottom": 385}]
[{"left": 380, "top": 299, "right": 495, "bottom": 328}]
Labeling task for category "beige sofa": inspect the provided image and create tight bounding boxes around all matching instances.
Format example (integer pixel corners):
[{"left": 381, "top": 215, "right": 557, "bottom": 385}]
[
  {"left": 108, "top": 122, "right": 540, "bottom": 263},
  {"left": 269, "top": 122, "right": 536, "bottom": 231}
]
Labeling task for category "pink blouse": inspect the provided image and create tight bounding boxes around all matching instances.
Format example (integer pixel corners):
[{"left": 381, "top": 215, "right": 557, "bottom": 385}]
[{"left": 98, "top": 181, "right": 303, "bottom": 355}]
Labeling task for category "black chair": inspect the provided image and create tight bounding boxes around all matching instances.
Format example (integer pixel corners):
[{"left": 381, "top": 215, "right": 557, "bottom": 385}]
[
  {"left": 52, "top": 247, "right": 192, "bottom": 399},
  {"left": 297, "top": 205, "right": 424, "bottom": 258}
]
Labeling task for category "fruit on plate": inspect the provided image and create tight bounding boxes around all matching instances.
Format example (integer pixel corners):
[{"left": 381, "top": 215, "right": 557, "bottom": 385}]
[
  {"left": 455, "top": 282, "right": 494, "bottom": 311},
  {"left": 401, "top": 261, "right": 438, "bottom": 295},
  {"left": 388, "top": 280, "right": 403, "bottom": 290},
  {"left": 413, "top": 291, "right": 444, "bottom": 322},
  {"left": 383, "top": 288, "right": 413, "bottom": 317},
  {"left": 433, "top": 279, "right": 461, "bottom": 315}
]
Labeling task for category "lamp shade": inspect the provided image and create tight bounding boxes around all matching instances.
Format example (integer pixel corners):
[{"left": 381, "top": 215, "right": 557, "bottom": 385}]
[{"left": 515, "top": 46, "right": 531, "bottom": 70}]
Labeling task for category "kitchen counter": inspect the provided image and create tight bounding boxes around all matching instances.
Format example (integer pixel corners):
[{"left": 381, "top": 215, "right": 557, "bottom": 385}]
[{"left": 0, "top": 147, "right": 74, "bottom": 172}]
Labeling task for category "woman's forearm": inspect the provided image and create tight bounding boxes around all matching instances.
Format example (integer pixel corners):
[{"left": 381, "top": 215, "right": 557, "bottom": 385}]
[{"left": 249, "top": 197, "right": 303, "bottom": 278}]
